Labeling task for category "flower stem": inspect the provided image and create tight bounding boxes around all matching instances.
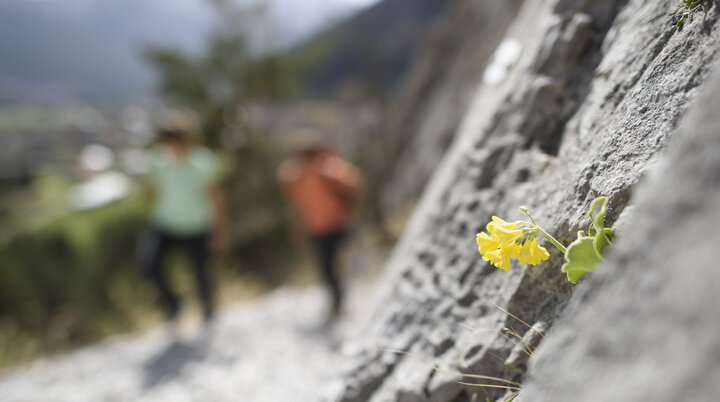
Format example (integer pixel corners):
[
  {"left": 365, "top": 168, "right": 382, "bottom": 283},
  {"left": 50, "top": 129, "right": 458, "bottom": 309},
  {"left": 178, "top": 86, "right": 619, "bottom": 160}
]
[
  {"left": 535, "top": 227, "right": 567, "bottom": 254},
  {"left": 519, "top": 207, "right": 567, "bottom": 254}
]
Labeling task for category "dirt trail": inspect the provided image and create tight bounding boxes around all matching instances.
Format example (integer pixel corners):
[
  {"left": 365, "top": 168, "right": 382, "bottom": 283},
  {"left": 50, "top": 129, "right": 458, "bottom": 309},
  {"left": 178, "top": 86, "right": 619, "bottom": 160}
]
[{"left": 0, "top": 285, "right": 364, "bottom": 402}]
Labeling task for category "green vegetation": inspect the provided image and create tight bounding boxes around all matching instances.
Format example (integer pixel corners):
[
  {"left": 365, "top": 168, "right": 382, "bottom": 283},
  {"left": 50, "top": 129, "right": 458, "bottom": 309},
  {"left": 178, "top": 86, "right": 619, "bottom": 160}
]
[
  {"left": 671, "top": 0, "right": 715, "bottom": 31},
  {"left": 0, "top": 171, "right": 73, "bottom": 244},
  {"left": 0, "top": 194, "right": 149, "bottom": 367},
  {"left": 219, "top": 137, "right": 299, "bottom": 286}
]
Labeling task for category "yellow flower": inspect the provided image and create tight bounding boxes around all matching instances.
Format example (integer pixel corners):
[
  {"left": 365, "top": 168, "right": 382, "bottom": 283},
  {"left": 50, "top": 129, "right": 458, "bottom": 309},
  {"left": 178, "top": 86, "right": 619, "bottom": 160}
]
[
  {"left": 484, "top": 242, "right": 520, "bottom": 272},
  {"left": 478, "top": 216, "right": 547, "bottom": 272},
  {"left": 486, "top": 216, "right": 524, "bottom": 246},
  {"left": 477, "top": 227, "right": 521, "bottom": 272},
  {"left": 516, "top": 237, "right": 550, "bottom": 265}
]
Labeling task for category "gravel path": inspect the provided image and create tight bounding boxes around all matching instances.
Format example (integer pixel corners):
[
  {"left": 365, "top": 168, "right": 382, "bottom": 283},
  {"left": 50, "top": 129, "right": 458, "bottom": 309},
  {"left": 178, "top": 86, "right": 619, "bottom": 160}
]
[{"left": 0, "top": 286, "right": 362, "bottom": 402}]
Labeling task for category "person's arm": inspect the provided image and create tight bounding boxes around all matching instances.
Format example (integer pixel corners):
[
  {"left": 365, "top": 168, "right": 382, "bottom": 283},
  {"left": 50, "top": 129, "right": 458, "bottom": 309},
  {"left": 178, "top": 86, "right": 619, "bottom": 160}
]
[{"left": 208, "top": 183, "right": 229, "bottom": 254}]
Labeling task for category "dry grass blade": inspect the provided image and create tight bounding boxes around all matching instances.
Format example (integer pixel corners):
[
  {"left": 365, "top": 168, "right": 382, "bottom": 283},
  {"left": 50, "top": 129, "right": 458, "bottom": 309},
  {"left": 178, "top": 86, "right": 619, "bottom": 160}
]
[
  {"left": 488, "top": 351, "right": 525, "bottom": 376},
  {"left": 503, "top": 327, "right": 534, "bottom": 356},
  {"left": 454, "top": 380, "right": 522, "bottom": 391},
  {"left": 459, "top": 324, "right": 500, "bottom": 333},
  {"left": 498, "top": 332, "right": 533, "bottom": 358},
  {"left": 380, "top": 348, "right": 522, "bottom": 386},
  {"left": 491, "top": 300, "right": 545, "bottom": 338}
]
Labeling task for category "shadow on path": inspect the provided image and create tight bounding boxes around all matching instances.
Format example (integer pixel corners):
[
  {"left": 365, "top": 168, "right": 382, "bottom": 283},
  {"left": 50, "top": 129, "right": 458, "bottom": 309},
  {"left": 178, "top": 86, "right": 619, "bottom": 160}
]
[
  {"left": 142, "top": 333, "right": 210, "bottom": 389},
  {"left": 295, "top": 320, "right": 342, "bottom": 350}
]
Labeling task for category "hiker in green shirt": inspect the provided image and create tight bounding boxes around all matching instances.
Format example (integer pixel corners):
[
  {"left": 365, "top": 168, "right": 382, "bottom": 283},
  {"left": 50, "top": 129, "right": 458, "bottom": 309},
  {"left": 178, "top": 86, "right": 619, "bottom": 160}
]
[{"left": 142, "top": 120, "right": 227, "bottom": 322}]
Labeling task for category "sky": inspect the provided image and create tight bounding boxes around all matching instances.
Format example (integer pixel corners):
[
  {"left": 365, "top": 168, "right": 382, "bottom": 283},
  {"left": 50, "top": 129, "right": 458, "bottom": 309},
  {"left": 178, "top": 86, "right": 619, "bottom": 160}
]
[
  {"left": 0, "top": 0, "right": 383, "bottom": 102},
  {"left": 263, "top": 0, "right": 383, "bottom": 46}
]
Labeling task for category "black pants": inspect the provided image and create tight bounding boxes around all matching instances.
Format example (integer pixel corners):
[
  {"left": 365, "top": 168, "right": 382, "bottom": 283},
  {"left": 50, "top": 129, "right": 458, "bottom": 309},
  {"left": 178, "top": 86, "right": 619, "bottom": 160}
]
[
  {"left": 143, "top": 229, "right": 213, "bottom": 318},
  {"left": 310, "top": 230, "right": 346, "bottom": 309}
]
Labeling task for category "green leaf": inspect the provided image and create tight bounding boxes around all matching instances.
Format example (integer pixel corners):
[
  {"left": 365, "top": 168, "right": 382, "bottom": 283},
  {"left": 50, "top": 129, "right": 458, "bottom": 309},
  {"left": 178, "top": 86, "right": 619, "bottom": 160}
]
[
  {"left": 561, "top": 232, "right": 603, "bottom": 284},
  {"left": 562, "top": 197, "right": 615, "bottom": 283},
  {"left": 587, "top": 196, "right": 609, "bottom": 234},
  {"left": 593, "top": 227, "right": 613, "bottom": 257},
  {"left": 587, "top": 196, "right": 613, "bottom": 254}
]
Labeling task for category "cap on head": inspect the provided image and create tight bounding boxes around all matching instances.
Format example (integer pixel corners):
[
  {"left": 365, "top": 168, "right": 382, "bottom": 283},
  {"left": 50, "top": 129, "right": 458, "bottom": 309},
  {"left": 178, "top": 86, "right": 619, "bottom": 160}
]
[
  {"left": 158, "top": 127, "right": 185, "bottom": 144},
  {"left": 286, "top": 129, "right": 326, "bottom": 155},
  {"left": 156, "top": 110, "right": 200, "bottom": 144}
]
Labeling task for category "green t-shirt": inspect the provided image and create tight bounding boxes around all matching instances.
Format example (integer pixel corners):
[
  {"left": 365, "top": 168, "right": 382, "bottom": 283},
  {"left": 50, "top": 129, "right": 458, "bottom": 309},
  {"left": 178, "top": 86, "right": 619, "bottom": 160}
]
[{"left": 150, "top": 146, "right": 220, "bottom": 236}]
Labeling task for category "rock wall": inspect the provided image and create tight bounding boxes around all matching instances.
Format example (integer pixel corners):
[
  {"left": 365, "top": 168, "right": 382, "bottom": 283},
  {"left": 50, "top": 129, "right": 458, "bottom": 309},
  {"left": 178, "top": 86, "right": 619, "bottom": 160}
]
[
  {"left": 327, "top": 0, "right": 720, "bottom": 401},
  {"left": 519, "top": 58, "right": 720, "bottom": 402},
  {"left": 378, "top": 0, "right": 523, "bottom": 214}
]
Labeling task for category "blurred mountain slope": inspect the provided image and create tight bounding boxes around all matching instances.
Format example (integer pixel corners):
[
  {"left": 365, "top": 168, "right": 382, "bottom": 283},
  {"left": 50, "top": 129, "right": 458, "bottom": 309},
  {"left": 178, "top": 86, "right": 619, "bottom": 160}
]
[{"left": 293, "top": 0, "right": 448, "bottom": 98}]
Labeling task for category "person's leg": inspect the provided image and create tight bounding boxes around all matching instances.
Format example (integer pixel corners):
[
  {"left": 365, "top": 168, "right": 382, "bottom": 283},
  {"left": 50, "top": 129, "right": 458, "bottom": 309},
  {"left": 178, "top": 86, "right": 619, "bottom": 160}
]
[
  {"left": 186, "top": 232, "right": 214, "bottom": 321},
  {"left": 146, "top": 231, "right": 180, "bottom": 319},
  {"left": 312, "top": 231, "right": 345, "bottom": 315}
]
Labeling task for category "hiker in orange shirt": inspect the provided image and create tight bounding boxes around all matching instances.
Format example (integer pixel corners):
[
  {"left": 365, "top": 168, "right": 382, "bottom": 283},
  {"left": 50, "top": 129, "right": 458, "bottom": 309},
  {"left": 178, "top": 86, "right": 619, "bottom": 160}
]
[{"left": 278, "top": 138, "right": 362, "bottom": 318}]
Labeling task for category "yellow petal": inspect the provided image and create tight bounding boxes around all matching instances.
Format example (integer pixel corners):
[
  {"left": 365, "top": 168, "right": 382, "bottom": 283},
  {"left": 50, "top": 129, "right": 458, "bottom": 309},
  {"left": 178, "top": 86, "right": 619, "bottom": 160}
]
[
  {"left": 484, "top": 248, "right": 500, "bottom": 263},
  {"left": 487, "top": 216, "right": 506, "bottom": 233},
  {"left": 490, "top": 253, "right": 510, "bottom": 272},
  {"left": 501, "top": 242, "right": 521, "bottom": 259},
  {"left": 517, "top": 238, "right": 550, "bottom": 265},
  {"left": 476, "top": 232, "right": 499, "bottom": 255},
  {"left": 517, "top": 240, "right": 533, "bottom": 265},
  {"left": 492, "top": 225, "right": 524, "bottom": 247},
  {"left": 491, "top": 216, "right": 510, "bottom": 225},
  {"left": 491, "top": 243, "right": 520, "bottom": 272},
  {"left": 529, "top": 238, "right": 550, "bottom": 263},
  {"left": 492, "top": 216, "right": 523, "bottom": 229}
]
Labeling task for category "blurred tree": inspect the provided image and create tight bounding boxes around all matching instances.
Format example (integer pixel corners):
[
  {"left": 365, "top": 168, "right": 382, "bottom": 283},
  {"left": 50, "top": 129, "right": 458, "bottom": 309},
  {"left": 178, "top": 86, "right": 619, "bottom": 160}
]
[{"left": 143, "top": 0, "right": 297, "bottom": 148}]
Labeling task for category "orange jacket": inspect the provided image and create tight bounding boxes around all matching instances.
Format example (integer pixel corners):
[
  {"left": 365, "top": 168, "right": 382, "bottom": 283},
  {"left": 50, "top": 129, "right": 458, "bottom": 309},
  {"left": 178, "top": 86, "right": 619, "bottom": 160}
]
[{"left": 279, "top": 151, "right": 361, "bottom": 236}]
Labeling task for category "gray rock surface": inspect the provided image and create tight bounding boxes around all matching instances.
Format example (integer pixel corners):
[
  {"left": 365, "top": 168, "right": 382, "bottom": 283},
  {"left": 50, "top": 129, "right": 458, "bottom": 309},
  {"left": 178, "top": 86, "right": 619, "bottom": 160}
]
[
  {"left": 518, "top": 58, "right": 720, "bottom": 402},
  {"left": 378, "top": 0, "right": 523, "bottom": 214},
  {"left": 324, "top": 0, "right": 720, "bottom": 401}
]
